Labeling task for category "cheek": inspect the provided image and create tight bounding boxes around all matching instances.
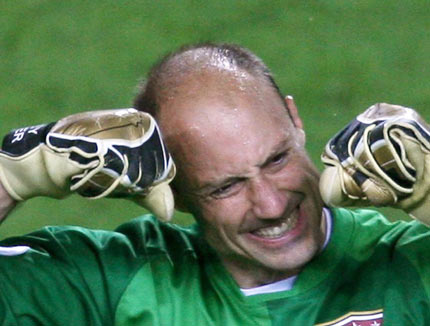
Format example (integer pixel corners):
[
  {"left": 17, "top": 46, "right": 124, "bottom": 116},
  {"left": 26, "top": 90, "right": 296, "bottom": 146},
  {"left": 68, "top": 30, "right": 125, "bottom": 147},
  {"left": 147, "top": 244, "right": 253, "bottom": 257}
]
[
  {"left": 277, "top": 159, "right": 318, "bottom": 190},
  {"left": 196, "top": 202, "right": 239, "bottom": 250},
  {"left": 282, "top": 157, "right": 324, "bottom": 216},
  {"left": 198, "top": 197, "right": 248, "bottom": 231}
]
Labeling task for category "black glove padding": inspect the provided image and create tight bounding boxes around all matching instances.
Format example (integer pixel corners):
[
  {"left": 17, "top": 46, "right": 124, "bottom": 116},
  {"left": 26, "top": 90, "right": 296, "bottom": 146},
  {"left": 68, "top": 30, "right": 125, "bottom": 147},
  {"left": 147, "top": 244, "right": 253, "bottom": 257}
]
[
  {"left": 320, "top": 103, "right": 430, "bottom": 225},
  {"left": 0, "top": 108, "right": 176, "bottom": 221}
]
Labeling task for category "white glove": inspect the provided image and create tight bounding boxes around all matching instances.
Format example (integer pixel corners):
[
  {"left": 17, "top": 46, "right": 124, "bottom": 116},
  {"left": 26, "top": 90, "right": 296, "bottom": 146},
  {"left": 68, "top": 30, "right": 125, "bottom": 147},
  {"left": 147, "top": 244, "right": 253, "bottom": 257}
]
[
  {"left": 320, "top": 103, "right": 430, "bottom": 225},
  {"left": 0, "top": 108, "right": 176, "bottom": 221}
]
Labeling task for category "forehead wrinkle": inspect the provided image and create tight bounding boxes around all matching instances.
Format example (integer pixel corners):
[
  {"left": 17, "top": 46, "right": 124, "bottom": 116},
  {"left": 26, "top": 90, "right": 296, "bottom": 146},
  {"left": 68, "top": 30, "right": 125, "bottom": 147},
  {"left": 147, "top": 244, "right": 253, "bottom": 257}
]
[
  {"left": 160, "top": 88, "right": 293, "bottom": 165},
  {"left": 157, "top": 72, "right": 295, "bottom": 197},
  {"left": 194, "top": 134, "right": 292, "bottom": 194}
]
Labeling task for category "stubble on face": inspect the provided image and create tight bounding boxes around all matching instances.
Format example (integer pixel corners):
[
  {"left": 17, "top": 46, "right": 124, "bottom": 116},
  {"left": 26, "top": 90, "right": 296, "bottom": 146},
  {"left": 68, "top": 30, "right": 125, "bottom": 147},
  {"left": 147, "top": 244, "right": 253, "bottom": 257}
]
[{"left": 157, "top": 70, "right": 325, "bottom": 288}]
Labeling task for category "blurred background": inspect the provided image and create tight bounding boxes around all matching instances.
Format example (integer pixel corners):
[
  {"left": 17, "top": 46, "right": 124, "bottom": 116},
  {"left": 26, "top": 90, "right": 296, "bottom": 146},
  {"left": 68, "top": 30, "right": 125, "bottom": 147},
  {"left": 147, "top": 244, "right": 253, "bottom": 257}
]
[{"left": 1, "top": 0, "right": 429, "bottom": 237}]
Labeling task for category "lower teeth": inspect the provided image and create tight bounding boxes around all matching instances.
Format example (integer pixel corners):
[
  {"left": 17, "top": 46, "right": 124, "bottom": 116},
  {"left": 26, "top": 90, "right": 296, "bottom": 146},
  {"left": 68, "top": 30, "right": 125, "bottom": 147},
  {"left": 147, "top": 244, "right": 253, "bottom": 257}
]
[{"left": 253, "top": 213, "right": 298, "bottom": 238}]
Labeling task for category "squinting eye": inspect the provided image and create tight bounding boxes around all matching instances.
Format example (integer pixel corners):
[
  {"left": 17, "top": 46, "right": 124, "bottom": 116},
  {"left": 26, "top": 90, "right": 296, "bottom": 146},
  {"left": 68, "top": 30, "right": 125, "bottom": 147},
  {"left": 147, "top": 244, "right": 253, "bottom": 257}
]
[
  {"left": 270, "top": 152, "right": 287, "bottom": 165},
  {"left": 211, "top": 184, "right": 235, "bottom": 199},
  {"left": 210, "top": 180, "right": 243, "bottom": 199}
]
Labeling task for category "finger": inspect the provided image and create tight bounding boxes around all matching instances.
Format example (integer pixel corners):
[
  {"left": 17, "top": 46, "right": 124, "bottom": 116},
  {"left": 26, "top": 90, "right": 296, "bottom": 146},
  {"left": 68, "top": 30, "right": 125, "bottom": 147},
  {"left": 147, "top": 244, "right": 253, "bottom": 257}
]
[
  {"left": 47, "top": 134, "right": 99, "bottom": 155},
  {"left": 133, "top": 183, "right": 175, "bottom": 221},
  {"left": 325, "top": 118, "right": 368, "bottom": 162},
  {"left": 352, "top": 123, "right": 415, "bottom": 195},
  {"left": 319, "top": 164, "right": 364, "bottom": 207}
]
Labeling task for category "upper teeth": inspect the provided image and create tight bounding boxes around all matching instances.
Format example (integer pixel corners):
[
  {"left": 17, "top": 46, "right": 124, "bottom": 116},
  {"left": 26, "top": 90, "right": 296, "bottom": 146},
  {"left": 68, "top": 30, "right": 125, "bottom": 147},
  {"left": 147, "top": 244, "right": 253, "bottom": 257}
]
[{"left": 252, "top": 210, "right": 299, "bottom": 239}]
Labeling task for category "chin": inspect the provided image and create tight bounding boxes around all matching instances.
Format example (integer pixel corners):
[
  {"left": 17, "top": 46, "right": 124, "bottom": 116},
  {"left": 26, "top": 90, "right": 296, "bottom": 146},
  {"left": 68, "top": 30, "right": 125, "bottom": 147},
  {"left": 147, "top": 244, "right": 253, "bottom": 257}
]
[{"left": 256, "top": 239, "right": 321, "bottom": 273}]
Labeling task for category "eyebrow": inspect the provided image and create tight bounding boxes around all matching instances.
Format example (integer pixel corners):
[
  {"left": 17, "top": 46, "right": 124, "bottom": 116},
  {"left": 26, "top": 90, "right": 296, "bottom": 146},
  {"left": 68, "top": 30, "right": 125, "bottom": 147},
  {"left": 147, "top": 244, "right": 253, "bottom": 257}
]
[
  {"left": 192, "top": 139, "right": 290, "bottom": 197},
  {"left": 260, "top": 139, "right": 289, "bottom": 167}
]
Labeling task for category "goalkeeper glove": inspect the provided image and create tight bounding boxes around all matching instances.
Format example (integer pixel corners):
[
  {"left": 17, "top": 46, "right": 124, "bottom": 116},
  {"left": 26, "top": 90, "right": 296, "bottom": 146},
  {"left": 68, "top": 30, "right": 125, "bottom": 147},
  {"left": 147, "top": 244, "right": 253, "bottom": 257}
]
[
  {"left": 0, "top": 108, "right": 176, "bottom": 221},
  {"left": 320, "top": 103, "right": 430, "bottom": 225}
]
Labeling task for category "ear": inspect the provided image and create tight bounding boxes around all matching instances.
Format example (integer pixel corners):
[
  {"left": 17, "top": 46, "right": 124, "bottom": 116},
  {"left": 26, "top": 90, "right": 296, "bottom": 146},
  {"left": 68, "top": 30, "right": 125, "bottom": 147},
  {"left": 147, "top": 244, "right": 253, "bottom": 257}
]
[
  {"left": 285, "top": 95, "right": 306, "bottom": 145},
  {"left": 285, "top": 95, "right": 303, "bottom": 129}
]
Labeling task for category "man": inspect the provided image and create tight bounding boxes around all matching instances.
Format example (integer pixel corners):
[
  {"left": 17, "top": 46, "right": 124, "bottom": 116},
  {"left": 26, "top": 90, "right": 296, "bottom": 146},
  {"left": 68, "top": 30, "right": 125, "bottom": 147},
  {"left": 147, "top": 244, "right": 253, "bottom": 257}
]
[{"left": 0, "top": 43, "right": 429, "bottom": 325}]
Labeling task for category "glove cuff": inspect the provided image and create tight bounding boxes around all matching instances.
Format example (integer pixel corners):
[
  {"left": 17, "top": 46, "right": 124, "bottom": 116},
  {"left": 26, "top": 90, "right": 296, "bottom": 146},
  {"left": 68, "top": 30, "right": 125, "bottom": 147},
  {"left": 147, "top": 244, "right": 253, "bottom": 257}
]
[{"left": 0, "top": 145, "right": 81, "bottom": 200}]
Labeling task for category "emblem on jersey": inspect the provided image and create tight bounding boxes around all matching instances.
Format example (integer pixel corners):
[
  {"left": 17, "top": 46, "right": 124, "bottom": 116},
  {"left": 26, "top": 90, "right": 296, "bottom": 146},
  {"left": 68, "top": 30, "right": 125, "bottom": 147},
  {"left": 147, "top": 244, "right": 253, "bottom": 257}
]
[{"left": 315, "top": 309, "right": 383, "bottom": 326}]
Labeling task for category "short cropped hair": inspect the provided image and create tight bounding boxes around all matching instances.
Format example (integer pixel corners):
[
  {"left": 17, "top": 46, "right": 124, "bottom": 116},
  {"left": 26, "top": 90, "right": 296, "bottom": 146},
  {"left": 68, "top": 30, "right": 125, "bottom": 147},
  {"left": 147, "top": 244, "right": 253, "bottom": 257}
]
[{"left": 133, "top": 42, "right": 285, "bottom": 116}]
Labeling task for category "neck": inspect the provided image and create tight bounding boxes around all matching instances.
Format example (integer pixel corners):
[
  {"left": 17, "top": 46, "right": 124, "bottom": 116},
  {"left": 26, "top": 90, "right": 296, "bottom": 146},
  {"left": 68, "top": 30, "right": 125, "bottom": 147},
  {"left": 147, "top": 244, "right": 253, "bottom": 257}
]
[{"left": 223, "top": 257, "right": 300, "bottom": 288}]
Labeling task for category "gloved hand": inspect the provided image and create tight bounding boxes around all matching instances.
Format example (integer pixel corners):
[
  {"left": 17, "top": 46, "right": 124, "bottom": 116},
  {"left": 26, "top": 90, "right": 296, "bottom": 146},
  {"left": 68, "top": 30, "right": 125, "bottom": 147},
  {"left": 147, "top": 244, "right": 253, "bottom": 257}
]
[
  {"left": 0, "top": 108, "right": 176, "bottom": 221},
  {"left": 320, "top": 103, "right": 430, "bottom": 225}
]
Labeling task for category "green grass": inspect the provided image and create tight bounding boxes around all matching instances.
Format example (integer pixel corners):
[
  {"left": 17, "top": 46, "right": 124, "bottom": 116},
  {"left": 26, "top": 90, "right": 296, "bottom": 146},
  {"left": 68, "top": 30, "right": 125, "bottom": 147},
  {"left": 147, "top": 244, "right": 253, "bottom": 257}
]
[{"left": 1, "top": 0, "right": 428, "bottom": 237}]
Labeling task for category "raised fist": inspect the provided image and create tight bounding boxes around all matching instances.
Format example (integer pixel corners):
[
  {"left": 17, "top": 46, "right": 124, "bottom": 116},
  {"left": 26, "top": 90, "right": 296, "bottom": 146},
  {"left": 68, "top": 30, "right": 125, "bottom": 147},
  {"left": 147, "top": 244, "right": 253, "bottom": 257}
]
[
  {"left": 320, "top": 103, "right": 430, "bottom": 225},
  {"left": 0, "top": 108, "right": 176, "bottom": 221}
]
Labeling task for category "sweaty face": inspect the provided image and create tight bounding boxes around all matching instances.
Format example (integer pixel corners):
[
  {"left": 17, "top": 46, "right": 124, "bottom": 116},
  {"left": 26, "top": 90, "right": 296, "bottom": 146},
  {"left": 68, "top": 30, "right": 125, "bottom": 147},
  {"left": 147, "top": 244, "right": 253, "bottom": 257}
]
[{"left": 159, "top": 75, "right": 325, "bottom": 287}]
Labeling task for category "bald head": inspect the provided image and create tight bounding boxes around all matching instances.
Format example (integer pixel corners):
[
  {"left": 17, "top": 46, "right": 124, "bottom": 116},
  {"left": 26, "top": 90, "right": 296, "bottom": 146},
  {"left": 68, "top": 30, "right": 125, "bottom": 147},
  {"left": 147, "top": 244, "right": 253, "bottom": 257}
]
[
  {"left": 131, "top": 44, "right": 324, "bottom": 285},
  {"left": 133, "top": 43, "right": 286, "bottom": 118},
  {"left": 132, "top": 43, "right": 303, "bottom": 209}
]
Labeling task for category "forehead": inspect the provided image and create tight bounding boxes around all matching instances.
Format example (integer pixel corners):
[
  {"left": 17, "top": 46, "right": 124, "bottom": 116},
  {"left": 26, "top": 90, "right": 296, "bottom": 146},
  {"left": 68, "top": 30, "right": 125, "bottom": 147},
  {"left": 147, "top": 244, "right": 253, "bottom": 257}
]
[
  {"left": 158, "top": 73, "right": 295, "bottom": 186},
  {"left": 159, "top": 70, "right": 289, "bottom": 132}
]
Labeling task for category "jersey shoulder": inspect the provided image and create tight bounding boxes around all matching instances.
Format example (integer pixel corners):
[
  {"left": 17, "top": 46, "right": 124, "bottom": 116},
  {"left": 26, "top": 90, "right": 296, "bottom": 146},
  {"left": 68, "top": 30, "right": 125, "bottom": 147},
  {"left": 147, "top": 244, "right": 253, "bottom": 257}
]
[
  {"left": 333, "top": 208, "right": 430, "bottom": 251},
  {"left": 0, "top": 214, "right": 201, "bottom": 265},
  {"left": 333, "top": 208, "right": 430, "bottom": 277},
  {"left": 115, "top": 214, "right": 202, "bottom": 260},
  {"left": 0, "top": 215, "right": 203, "bottom": 325}
]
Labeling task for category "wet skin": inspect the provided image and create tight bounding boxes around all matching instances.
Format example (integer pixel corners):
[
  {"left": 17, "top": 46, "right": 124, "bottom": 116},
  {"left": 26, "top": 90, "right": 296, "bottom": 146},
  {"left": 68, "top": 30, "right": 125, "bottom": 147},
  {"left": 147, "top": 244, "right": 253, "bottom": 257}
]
[{"left": 158, "top": 73, "right": 325, "bottom": 288}]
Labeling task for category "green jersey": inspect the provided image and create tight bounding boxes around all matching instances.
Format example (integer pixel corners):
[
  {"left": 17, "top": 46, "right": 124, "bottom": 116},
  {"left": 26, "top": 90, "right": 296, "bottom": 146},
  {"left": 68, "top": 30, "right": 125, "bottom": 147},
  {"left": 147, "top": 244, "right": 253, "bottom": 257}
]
[{"left": 0, "top": 208, "right": 429, "bottom": 325}]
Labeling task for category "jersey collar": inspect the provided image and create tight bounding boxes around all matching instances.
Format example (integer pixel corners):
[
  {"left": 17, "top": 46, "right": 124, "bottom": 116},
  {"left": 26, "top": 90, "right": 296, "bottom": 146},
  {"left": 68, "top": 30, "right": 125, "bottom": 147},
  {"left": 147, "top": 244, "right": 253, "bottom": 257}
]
[{"left": 202, "top": 207, "right": 355, "bottom": 304}]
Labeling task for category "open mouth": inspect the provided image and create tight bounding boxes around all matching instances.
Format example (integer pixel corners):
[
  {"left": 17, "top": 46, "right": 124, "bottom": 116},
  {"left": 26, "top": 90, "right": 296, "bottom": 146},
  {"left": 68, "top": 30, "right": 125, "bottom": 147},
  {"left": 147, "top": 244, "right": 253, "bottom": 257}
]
[{"left": 251, "top": 209, "right": 299, "bottom": 239}]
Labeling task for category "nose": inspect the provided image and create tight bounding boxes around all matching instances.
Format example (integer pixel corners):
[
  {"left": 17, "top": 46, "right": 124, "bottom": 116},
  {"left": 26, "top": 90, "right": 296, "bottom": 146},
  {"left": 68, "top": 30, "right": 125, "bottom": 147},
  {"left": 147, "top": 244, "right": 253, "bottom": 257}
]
[{"left": 249, "top": 176, "right": 286, "bottom": 219}]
